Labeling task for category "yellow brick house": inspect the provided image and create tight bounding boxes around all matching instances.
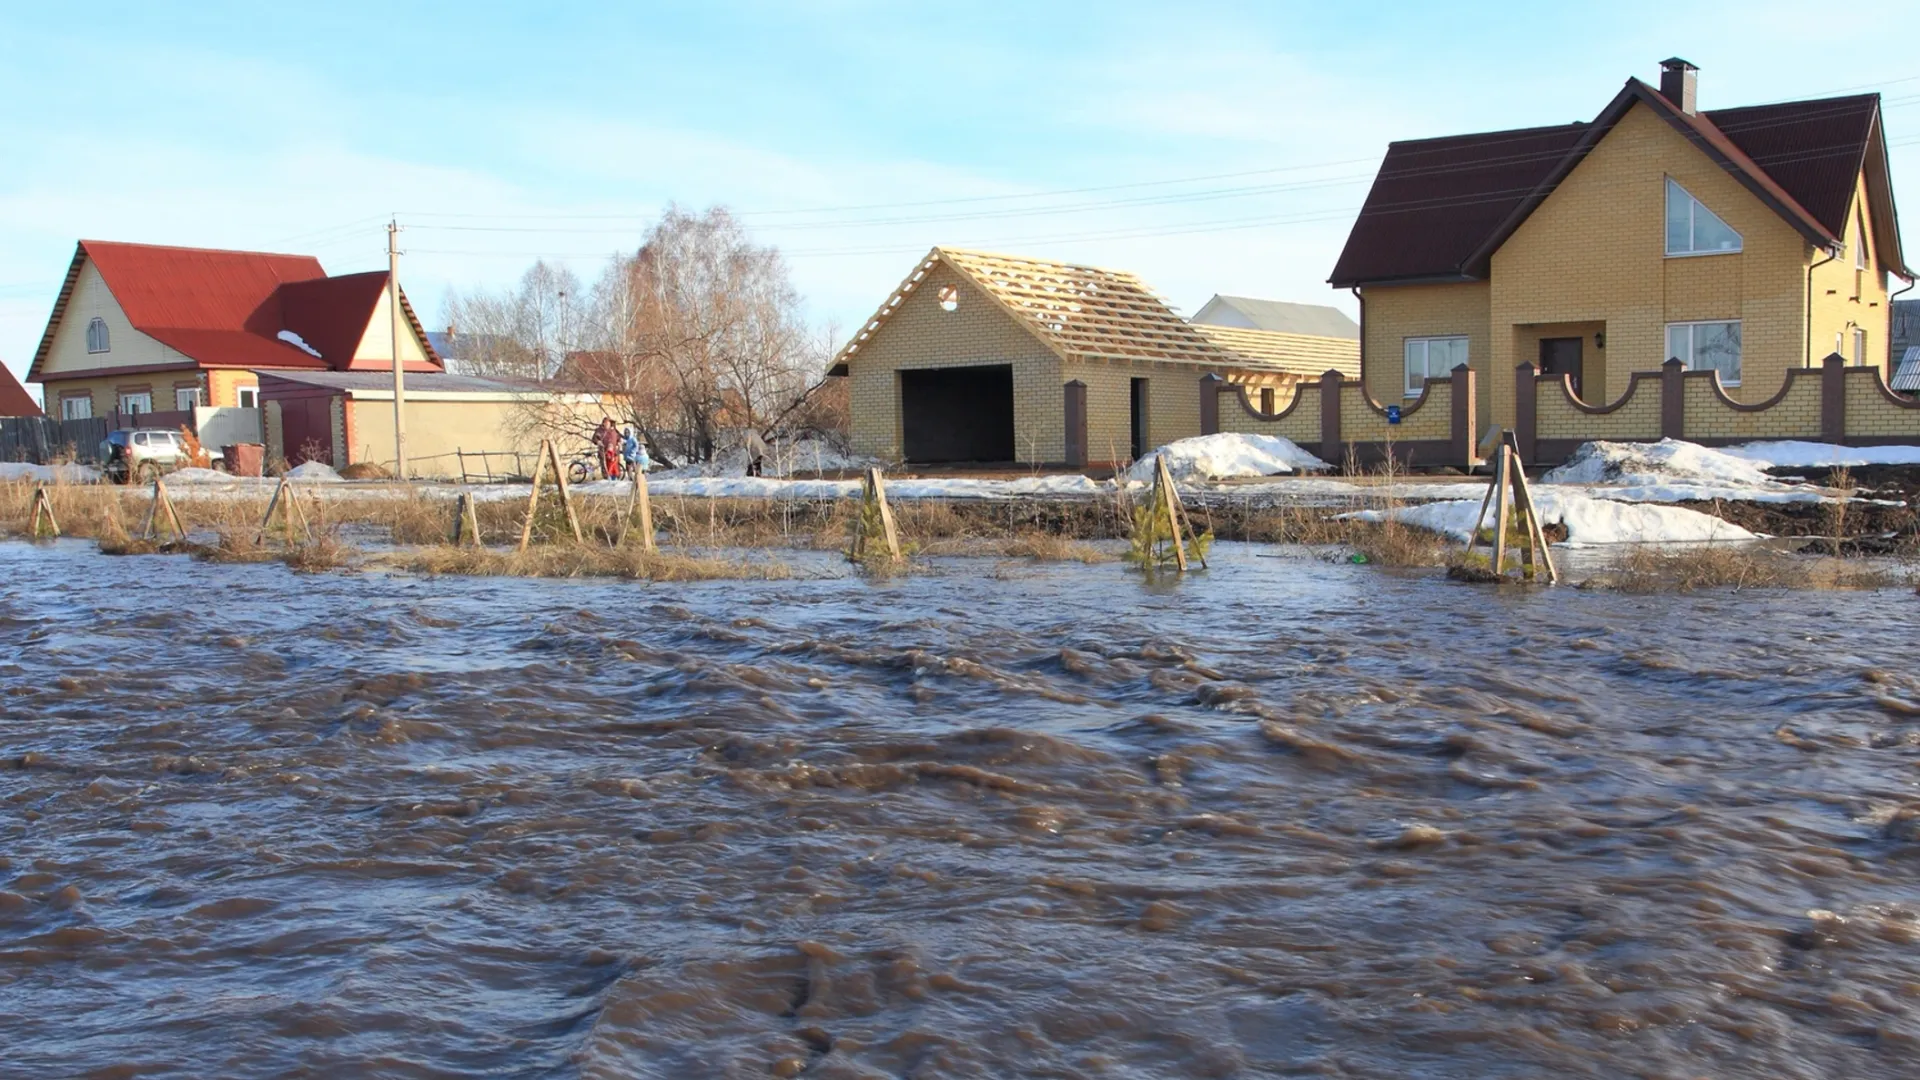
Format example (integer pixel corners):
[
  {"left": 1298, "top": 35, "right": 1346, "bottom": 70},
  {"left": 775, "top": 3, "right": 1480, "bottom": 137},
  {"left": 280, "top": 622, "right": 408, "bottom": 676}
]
[
  {"left": 1330, "top": 58, "right": 1912, "bottom": 432},
  {"left": 830, "top": 248, "right": 1359, "bottom": 467}
]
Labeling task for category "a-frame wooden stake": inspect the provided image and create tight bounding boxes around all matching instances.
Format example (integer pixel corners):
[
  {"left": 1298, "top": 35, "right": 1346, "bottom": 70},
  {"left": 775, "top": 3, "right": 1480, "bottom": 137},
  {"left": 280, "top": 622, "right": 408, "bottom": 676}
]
[
  {"left": 614, "top": 469, "right": 655, "bottom": 552},
  {"left": 1153, "top": 454, "right": 1190, "bottom": 572},
  {"left": 140, "top": 478, "right": 189, "bottom": 542},
  {"left": 1461, "top": 435, "right": 1558, "bottom": 584},
  {"left": 517, "top": 438, "right": 584, "bottom": 553},
  {"left": 850, "top": 466, "right": 901, "bottom": 562},
  {"left": 27, "top": 486, "right": 59, "bottom": 539},
  {"left": 257, "top": 476, "right": 312, "bottom": 545},
  {"left": 452, "top": 492, "right": 483, "bottom": 547}
]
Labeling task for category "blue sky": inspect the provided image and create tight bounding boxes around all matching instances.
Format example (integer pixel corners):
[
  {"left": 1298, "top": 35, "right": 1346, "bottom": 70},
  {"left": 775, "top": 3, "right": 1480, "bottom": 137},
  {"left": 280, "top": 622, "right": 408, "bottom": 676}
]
[{"left": 3, "top": 1, "right": 1917, "bottom": 392}]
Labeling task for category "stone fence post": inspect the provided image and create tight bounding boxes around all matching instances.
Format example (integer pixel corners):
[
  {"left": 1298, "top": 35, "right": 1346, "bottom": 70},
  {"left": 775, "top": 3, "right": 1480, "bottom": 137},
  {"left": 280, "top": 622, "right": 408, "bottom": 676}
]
[
  {"left": 1199, "top": 374, "right": 1222, "bottom": 436},
  {"left": 1319, "top": 369, "right": 1343, "bottom": 464},
  {"left": 1821, "top": 353, "right": 1847, "bottom": 444},
  {"left": 1661, "top": 358, "right": 1685, "bottom": 440},
  {"left": 1512, "top": 363, "right": 1537, "bottom": 464}
]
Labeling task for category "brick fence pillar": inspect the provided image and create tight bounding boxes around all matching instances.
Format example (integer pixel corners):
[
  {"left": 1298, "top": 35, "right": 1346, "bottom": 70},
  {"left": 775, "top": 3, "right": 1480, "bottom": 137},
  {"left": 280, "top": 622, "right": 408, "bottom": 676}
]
[
  {"left": 1063, "top": 379, "right": 1088, "bottom": 468},
  {"left": 1661, "top": 358, "right": 1686, "bottom": 441},
  {"left": 1511, "top": 363, "right": 1536, "bottom": 465},
  {"left": 1821, "top": 353, "right": 1847, "bottom": 444},
  {"left": 1319, "top": 369, "right": 1343, "bottom": 467},
  {"left": 1198, "top": 374, "right": 1222, "bottom": 436}
]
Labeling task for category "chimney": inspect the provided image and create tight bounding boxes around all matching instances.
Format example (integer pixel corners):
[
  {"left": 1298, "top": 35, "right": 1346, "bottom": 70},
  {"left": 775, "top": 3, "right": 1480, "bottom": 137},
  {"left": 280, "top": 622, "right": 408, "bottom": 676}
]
[{"left": 1660, "top": 57, "right": 1698, "bottom": 115}]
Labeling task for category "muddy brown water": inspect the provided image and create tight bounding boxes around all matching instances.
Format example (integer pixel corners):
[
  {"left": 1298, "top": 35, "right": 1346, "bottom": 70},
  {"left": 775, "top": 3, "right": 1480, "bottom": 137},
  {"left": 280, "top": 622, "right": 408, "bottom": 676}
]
[{"left": 5, "top": 542, "right": 1920, "bottom": 1078}]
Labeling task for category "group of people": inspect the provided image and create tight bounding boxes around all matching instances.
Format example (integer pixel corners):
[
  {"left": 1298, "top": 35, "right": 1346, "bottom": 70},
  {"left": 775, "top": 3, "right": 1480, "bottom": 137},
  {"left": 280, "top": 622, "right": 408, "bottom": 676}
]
[{"left": 592, "top": 418, "right": 650, "bottom": 481}]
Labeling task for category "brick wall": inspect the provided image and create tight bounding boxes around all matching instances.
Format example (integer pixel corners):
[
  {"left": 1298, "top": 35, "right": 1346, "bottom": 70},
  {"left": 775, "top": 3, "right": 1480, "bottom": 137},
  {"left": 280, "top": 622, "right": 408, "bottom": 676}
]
[
  {"left": 1360, "top": 281, "right": 1491, "bottom": 416},
  {"left": 1207, "top": 367, "right": 1474, "bottom": 469}
]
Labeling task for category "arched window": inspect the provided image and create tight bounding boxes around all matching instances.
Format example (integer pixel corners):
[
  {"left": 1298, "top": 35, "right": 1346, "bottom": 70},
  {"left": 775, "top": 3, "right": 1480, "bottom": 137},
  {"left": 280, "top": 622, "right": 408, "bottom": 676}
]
[{"left": 86, "top": 317, "right": 110, "bottom": 353}]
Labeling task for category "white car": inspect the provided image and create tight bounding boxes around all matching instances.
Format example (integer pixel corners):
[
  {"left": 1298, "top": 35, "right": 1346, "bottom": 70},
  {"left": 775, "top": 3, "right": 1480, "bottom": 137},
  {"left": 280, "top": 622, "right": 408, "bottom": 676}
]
[{"left": 101, "top": 428, "right": 191, "bottom": 483}]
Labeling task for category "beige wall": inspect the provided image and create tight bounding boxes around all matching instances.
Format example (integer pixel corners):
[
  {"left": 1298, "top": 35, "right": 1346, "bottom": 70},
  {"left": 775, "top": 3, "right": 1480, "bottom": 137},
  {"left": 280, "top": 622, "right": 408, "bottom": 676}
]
[
  {"left": 37, "top": 260, "right": 198, "bottom": 380},
  {"left": 1360, "top": 281, "right": 1492, "bottom": 419},
  {"left": 345, "top": 394, "right": 604, "bottom": 479},
  {"left": 844, "top": 261, "right": 1064, "bottom": 463},
  {"left": 1061, "top": 360, "right": 1206, "bottom": 465},
  {"left": 1809, "top": 172, "right": 1892, "bottom": 375},
  {"left": 1489, "top": 101, "right": 1813, "bottom": 425},
  {"left": 351, "top": 289, "right": 435, "bottom": 367}
]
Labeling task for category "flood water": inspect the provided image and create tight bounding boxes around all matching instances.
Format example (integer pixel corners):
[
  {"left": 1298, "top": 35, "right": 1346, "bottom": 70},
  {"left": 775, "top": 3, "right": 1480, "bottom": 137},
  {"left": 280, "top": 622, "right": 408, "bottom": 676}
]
[{"left": 5, "top": 541, "right": 1920, "bottom": 1078}]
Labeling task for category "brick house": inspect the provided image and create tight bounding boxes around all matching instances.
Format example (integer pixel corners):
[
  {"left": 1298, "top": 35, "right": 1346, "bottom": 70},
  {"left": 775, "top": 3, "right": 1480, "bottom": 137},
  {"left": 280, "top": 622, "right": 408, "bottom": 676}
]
[
  {"left": 1331, "top": 58, "right": 1912, "bottom": 432},
  {"left": 26, "top": 241, "right": 441, "bottom": 448},
  {"left": 830, "top": 248, "right": 1359, "bottom": 466}
]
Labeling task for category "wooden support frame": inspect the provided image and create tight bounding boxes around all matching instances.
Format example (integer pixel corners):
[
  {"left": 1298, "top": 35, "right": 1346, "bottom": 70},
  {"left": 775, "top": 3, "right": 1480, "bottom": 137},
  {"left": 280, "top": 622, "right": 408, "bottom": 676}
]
[
  {"left": 140, "top": 478, "right": 189, "bottom": 542},
  {"left": 517, "top": 438, "right": 584, "bottom": 553},
  {"left": 1142, "top": 454, "right": 1206, "bottom": 572},
  {"left": 1461, "top": 434, "right": 1558, "bottom": 585},
  {"left": 28, "top": 486, "right": 59, "bottom": 539},
  {"left": 849, "top": 466, "right": 902, "bottom": 563},
  {"left": 257, "top": 476, "right": 312, "bottom": 545},
  {"left": 614, "top": 469, "right": 655, "bottom": 552}
]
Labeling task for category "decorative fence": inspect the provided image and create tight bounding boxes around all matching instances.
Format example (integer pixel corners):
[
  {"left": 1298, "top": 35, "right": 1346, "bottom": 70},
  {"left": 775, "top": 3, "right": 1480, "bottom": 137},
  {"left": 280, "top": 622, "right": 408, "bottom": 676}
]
[{"left": 1186, "top": 354, "right": 1920, "bottom": 471}]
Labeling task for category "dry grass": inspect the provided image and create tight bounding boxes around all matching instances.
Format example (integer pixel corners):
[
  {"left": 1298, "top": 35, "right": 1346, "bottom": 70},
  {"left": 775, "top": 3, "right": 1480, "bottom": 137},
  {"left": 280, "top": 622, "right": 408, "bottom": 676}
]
[
  {"left": 1582, "top": 544, "right": 1898, "bottom": 593},
  {"left": 374, "top": 544, "right": 792, "bottom": 581}
]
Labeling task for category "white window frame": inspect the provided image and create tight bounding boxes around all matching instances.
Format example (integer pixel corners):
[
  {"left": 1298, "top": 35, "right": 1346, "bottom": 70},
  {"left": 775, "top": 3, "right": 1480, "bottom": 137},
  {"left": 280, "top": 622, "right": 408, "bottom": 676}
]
[
  {"left": 1664, "top": 177, "right": 1743, "bottom": 257},
  {"left": 175, "top": 386, "right": 202, "bottom": 412},
  {"left": 235, "top": 385, "right": 260, "bottom": 409},
  {"left": 86, "top": 317, "right": 110, "bottom": 354},
  {"left": 1855, "top": 208, "right": 1870, "bottom": 270},
  {"left": 1403, "top": 336, "right": 1468, "bottom": 398},
  {"left": 1666, "top": 320, "right": 1742, "bottom": 387},
  {"left": 118, "top": 391, "right": 152, "bottom": 415},
  {"left": 1855, "top": 327, "right": 1869, "bottom": 366},
  {"left": 60, "top": 395, "right": 92, "bottom": 420}
]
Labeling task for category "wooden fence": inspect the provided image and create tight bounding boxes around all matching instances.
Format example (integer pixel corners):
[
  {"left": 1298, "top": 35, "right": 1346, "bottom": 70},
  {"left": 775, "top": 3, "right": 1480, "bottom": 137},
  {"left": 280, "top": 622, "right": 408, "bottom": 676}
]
[{"left": 0, "top": 416, "right": 109, "bottom": 463}]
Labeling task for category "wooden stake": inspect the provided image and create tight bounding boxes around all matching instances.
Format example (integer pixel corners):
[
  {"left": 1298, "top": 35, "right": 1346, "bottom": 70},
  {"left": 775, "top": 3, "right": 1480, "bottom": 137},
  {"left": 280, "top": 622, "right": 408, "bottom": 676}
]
[
  {"left": 141, "top": 478, "right": 189, "bottom": 542},
  {"left": 257, "top": 476, "right": 310, "bottom": 545},
  {"left": 517, "top": 438, "right": 584, "bottom": 553},
  {"left": 517, "top": 439, "right": 549, "bottom": 552},
  {"left": 452, "top": 492, "right": 483, "bottom": 547},
  {"left": 1490, "top": 445, "right": 1511, "bottom": 578},
  {"left": 1504, "top": 432, "right": 1558, "bottom": 585},
  {"left": 864, "top": 466, "right": 900, "bottom": 560},
  {"left": 614, "top": 470, "right": 655, "bottom": 552},
  {"left": 1154, "top": 454, "right": 1189, "bottom": 572},
  {"left": 546, "top": 439, "right": 583, "bottom": 544},
  {"left": 28, "top": 486, "right": 59, "bottom": 539}
]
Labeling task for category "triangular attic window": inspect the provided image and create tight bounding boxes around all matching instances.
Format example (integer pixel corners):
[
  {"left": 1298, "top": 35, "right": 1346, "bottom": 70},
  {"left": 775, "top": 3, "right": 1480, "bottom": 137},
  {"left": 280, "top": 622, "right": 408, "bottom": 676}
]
[{"left": 1666, "top": 177, "right": 1742, "bottom": 255}]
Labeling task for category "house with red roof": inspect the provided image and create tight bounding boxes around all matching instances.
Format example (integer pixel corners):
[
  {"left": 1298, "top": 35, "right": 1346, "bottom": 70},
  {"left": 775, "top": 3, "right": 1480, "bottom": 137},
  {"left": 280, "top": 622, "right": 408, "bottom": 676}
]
[
  {"left": 26, "top": 240, "right": 441, "bottom": 428},
  {"left": 0, "top": 363, "right": 42, "bottom": 417},
  {"left": 1331, "top": 58, "right": 1912, "bottom": 431}
]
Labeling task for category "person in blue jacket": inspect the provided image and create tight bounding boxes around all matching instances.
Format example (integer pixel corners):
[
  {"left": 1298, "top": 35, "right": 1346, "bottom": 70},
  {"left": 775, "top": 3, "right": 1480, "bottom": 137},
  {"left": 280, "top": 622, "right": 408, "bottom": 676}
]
[{"left": 620, "top": 427, "right": 649, "bottom": 476}]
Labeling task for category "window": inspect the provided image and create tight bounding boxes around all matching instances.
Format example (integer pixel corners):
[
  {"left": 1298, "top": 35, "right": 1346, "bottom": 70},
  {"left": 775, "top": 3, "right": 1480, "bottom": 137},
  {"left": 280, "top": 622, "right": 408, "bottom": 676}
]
[
  {"left": 86, "top": 317, "right": 110, "bottom": 354},
  {"left": 1665, "top": 178, "right": 1742, "bottom": 256},
  {"left": 1666, "top": 320, "right": 1742, "bottom": 386},
  {"left": 936, "top": 285, "right": 959, "bottom": 312},
  {"left": 60, "top": 395, "right": 92, "bottom": 420},
  {"left": 1856, "top": 208, "right": 1870, "bottom": 270},
  {"left": 236, "top": 385, "right": 259, "bottom": 409},
  {"left": 175, "top": 386, "right": 202, "bottom": 411},
  {"left": 1260, "top": 386, "right": 1275, "bottom": 413},
  {"left": 1404, "top": 336, "right": 1468, "bottom": 397},
  {"left": 118, "top": 391, "right": 152, "bottom": 415},
  {"left": 1855, "top": 328, "right": 1869, "bottom": 366}
]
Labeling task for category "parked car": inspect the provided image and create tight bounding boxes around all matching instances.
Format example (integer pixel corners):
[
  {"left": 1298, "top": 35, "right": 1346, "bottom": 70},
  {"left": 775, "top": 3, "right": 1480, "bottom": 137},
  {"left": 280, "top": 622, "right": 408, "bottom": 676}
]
[{"left": 101, "top": 428, "right": 191, "bottom": 483}]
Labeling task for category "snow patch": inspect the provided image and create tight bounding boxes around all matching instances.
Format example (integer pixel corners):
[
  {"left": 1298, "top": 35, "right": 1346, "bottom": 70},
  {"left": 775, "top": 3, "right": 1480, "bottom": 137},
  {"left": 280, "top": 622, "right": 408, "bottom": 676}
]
[
  {"left": 165, "top": 467, "right": 238, "bottom": 485},
  {"left": 1722, "top": 441, "right": 1920, "bottom": 469},
  {"left": 648, "top": 438, "right": 878, "bottom": 480},
  {"left": 1127, "top": 433, "right": 1329, "bottom": 484},
  {"left": 286, "top": 461, "right": 344, "bottom": 483},
  {"left": 0, "top": 462, "right": 101, "bottom": 484},
  {"left": 1543, "top": 439, "right": 1781, "bottom": 488},
  {"left": 1346, "top": 489, "right": 1757, "bottom": 546},
  {"left": 276, "top": 330, "right": 322, "bottom": 359}
]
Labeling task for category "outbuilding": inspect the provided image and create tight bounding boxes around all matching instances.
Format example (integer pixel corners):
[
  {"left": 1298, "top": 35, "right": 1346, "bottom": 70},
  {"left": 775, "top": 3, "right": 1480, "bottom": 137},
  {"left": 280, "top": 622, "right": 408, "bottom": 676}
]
[{"left": 830, "top": 248, "right": 1358, "bottom": 467}]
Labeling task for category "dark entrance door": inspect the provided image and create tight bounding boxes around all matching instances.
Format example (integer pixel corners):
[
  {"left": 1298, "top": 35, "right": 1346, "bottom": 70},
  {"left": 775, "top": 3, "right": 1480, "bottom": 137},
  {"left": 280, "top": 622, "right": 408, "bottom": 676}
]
[
  {"left": 1540, "top": 337, "right": 1584, "bottom": 397},
  {"left": 1129, "top": 378, "right": 1149, "bottom": 460},
  {"left": 900, "top": 365, "right": 1015, "bottom": 463}
]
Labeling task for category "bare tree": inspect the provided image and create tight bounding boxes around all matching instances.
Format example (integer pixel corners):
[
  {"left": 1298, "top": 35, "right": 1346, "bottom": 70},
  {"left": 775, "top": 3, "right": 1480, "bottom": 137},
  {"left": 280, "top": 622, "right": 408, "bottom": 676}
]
[{"left": 439, "top": 261, "right": 583, "bottom": 381}]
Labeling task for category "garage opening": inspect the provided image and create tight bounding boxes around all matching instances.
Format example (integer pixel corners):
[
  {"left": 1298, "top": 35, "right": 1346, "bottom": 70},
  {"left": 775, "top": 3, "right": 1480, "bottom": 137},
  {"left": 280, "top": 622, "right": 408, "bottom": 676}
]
[{"left": 900, "top": 365, "right": 1015, "bottom": 463}]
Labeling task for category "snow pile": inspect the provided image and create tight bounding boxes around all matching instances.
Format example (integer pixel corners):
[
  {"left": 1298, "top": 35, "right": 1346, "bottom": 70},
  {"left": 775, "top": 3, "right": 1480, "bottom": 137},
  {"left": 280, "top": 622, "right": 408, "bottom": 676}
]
[
  {"left": 1127, "top": 433, "right": 1329, "bottom": 484},
  {"left": 0, "top": 462, "right": 100, "bottom": 484},
  {"left": 276, "top": 330, "right": 322, "bottom": 359},
  {"left": 286, "top": 461, "right": 345, "bottom": 482},
  {"left": 1544, "top": 439, "right": 1779, "bottom": 488},
  {"left": 1723, "top": 441, "right": 1920, "bottom": 469},
  {"left": 1346, "top": 489, "right": 1756, "bottom": 546},
  {"left": 165, "top": 467, "right": 239, "bottom": 484}
]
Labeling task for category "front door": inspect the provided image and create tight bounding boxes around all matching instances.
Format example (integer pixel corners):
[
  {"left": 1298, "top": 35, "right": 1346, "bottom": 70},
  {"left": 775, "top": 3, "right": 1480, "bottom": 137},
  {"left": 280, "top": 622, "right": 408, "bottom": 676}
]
[
  {"left": 1540, "top": 337, "right": 1584, "bottom": 397},
  {"left": 1129, "top": 378, "right": 1149, "bottom": 460}
]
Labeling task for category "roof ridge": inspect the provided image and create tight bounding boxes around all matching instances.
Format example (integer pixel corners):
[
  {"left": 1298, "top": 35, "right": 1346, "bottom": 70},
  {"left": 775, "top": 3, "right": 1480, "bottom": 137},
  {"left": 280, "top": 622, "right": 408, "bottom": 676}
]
[{"left": 80, "top": 238, "right": 328, "bottom": 263}]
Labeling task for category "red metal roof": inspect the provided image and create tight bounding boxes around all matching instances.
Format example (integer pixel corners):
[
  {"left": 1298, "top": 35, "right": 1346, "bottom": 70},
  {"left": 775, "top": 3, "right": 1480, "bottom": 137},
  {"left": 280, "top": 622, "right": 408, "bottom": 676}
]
[
  {"left": 1331, "top": 84, "right": 1904, "bottom": 287},
  {"left": 28, "top": 241, "right": 444, "bottom": 380},
  {"left": 0, "top": 363, "right": 42, "bottom": 417}
]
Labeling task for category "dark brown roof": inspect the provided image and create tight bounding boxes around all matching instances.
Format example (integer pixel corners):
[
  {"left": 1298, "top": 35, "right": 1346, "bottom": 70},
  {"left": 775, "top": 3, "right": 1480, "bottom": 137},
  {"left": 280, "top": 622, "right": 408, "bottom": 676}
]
[{"left": 1331, "top": 83, "right": 1905, "bottom": 287}]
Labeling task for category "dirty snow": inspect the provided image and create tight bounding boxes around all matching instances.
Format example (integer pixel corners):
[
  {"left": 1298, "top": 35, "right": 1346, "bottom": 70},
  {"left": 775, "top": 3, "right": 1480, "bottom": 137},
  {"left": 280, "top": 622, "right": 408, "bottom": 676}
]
[
  {"left": 165, "top": 467, "right": 241, "bottom": 485},
  {"left": 1127, "top": 433, "right": 1329, "bottom": 484},
  {"left": 1722, "top": 441, "right": 1920, "bottom": 470},
  {"left": 647, "top": 438, "right": 877, "bottom": 480},
  {"left": 276, "top": 330, "right": 323, "bottom": 359},
  {"left": 1544, "top": 439, "right": 1780, "bottom": 488},
  {"left": 1346, "top": 490, "right": 1757, "bottom": 546},
  {"left": 0, "top": 462, "right": 100, "bottom": 484}
]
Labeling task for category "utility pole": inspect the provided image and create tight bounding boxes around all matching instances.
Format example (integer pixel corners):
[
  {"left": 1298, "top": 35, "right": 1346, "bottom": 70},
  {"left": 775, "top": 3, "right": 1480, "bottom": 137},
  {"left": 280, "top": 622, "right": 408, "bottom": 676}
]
[{"left": 388, "top": 218, "right": 408, "bottom": 479}]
